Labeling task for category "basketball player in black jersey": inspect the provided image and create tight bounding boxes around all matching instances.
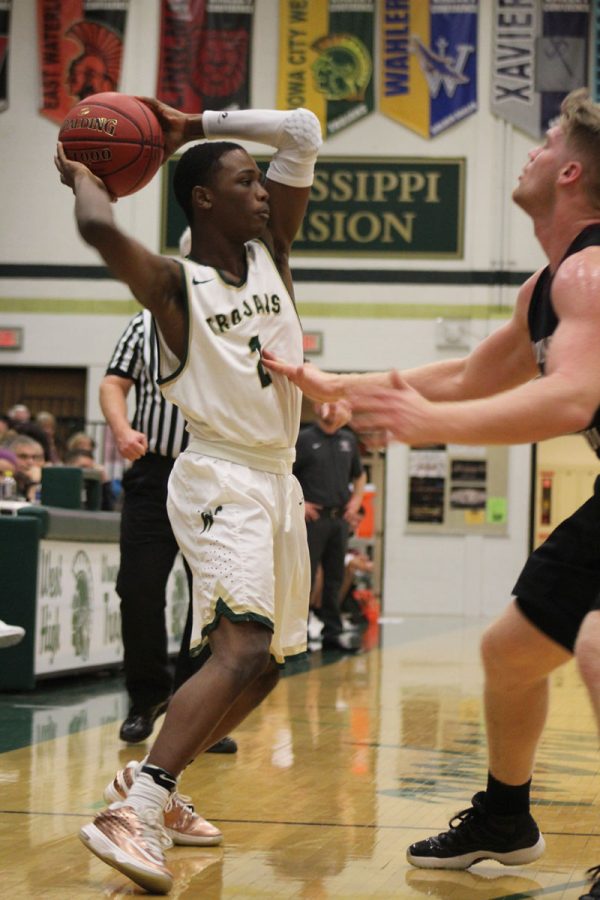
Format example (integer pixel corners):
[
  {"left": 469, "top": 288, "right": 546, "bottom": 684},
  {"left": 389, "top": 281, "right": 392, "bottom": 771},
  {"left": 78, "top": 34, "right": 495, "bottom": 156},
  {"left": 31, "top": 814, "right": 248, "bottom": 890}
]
[{"left": 263, "top": 88, "right": 600, "bottom": 899}]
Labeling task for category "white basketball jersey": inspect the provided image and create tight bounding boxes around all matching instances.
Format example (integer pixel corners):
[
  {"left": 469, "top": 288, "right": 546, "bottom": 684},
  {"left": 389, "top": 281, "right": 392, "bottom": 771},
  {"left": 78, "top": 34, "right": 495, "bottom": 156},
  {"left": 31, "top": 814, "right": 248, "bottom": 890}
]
[{"left": 156, "top": 240, "right": 303, "bottom": 458}]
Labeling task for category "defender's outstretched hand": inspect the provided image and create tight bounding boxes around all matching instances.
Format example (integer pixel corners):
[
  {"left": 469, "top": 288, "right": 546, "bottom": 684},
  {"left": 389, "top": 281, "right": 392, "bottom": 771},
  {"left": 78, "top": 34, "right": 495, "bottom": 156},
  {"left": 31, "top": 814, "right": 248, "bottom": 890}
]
[
  {"left": 261, "top": 350, "right": 344, "bottom": 402},
  {"left": 348, "top": 370, "right": 436, "bottom": 446},
  {"left": 319, "top": 399, "right": 352, "bottom": 431}
]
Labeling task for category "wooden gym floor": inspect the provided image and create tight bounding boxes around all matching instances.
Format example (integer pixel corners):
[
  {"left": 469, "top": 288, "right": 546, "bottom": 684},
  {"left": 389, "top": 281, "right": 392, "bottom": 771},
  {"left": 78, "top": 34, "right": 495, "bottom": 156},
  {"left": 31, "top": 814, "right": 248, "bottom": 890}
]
[{"left": 1, "top": 615, "right": 599, "bottom": 899}]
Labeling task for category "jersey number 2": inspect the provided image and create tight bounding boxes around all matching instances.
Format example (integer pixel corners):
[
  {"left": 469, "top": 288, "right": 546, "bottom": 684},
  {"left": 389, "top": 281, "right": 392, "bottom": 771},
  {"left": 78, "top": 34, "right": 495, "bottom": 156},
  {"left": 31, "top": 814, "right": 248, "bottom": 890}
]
[{"left": 249, "top": 335, "right": 273, "bottom": 388}]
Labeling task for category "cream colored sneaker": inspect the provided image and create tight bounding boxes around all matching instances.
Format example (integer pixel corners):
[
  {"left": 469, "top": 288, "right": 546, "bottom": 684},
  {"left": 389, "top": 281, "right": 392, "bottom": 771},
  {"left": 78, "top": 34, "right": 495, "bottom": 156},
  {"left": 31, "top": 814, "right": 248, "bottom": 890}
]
[
  {"left": 80, "top": 802, "right": 173, "bottom": 894},
  {"left": 104, "top": 761, "right": 223, "bottom": 847},
  {"left": 0, "top": 619, "right": 25, "bottom": 648}
]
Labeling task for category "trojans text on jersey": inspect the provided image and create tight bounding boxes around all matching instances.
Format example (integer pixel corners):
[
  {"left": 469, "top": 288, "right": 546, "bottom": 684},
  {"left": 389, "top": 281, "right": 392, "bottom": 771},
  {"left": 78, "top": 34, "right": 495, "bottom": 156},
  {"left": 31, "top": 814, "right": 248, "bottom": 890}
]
[{"left": 206, "top": 293, "right": 282, "bottom": 335}]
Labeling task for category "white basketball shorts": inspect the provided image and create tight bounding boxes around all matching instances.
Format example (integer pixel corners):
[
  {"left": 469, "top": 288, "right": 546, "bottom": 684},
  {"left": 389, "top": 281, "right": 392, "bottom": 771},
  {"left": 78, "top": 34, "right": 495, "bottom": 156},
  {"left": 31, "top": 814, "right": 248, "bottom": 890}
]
[{"left": 167, "top": 450, "right": 310, "bottom": 663}]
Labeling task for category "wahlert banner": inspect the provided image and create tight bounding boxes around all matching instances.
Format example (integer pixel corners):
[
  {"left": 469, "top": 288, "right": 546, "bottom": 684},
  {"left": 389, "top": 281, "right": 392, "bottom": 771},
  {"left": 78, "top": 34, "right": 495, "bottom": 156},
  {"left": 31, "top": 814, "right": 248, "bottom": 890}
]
[
  {"left": 379, "top": 0, "right": 478, "bottom": 138},
  {"left": 157, "top": 0, "right": 254, "bottom": 113},
  {"left": 491, "top": 0, "right": 589, "bottom": 139},
  {"left": 37, "top": 0, "right": 128, "bottom": 125},
  {"left": 0, "top": 1, "right": 11, "bottom": 112},
  {"left": 277, "top": 0, "right": 374, "bottom": 138}
]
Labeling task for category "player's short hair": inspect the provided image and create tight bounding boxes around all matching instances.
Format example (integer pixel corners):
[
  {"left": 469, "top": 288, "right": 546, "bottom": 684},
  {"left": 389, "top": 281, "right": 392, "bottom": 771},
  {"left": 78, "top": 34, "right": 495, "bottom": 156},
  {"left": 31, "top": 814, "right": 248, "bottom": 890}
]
[
  {"left": 173, "top": 141, "right": 243, "bottom": 224},
  {"left": 560, "top": 88, "right": 600, "bottom": 209}
]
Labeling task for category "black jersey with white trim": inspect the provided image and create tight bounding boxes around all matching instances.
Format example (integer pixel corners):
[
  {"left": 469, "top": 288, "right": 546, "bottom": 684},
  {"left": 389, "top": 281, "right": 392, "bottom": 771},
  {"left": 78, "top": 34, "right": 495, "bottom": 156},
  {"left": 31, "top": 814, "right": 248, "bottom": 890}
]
[{"left": 528, "top": 223, "right": 600, "bottom": 456}]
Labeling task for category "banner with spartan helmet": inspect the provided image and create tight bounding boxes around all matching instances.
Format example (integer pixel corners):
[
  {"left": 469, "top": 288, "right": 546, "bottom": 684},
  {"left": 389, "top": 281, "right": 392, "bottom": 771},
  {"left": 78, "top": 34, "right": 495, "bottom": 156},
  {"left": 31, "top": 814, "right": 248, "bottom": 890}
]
[
  {"left": 0, "top": 1, "right": 11, "bottom": 113},
  {"left": 277, "top": 0, "right": 375, "bottom": 138},
  {"left": 491, "top": 0, "right": 590, "bottom": 139},
  {"left": 157, "top": 0, "right": 254, "bottom": 114},
  {"left": 37, "top": 0, "right": 128, "bottom": 125},
  {"left": 379, "top": 0, "right": 478, "bottom": 138}
]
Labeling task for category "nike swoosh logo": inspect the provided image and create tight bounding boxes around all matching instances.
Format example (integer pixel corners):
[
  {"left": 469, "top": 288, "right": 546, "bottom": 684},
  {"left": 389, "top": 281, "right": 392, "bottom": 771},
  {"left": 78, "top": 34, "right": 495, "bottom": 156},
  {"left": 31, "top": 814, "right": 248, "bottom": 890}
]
[{"left": 192, "top": 277, "right": 215, "bottom": 285}]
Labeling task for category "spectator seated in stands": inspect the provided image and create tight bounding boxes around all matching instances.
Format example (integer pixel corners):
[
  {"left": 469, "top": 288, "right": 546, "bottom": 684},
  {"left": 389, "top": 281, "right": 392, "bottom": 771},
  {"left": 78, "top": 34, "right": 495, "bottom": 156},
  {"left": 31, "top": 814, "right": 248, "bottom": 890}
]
[
  {"left": 7, "top": 403, "right": 31, "bottom": 426},
  {"left": 64, "top": 447, "right": 116, "bottom": 511},
  {"left": 35, "top": 411, "right": 63, "bottom": 463},
  {"left": 13, "top": 420, "right": 53, "bottom": 464},
  {"left": 6, "top": 434, "right": 46, "bottom": 501},
  {"left": 66, "top": 430, "right": 97, "bottom": 456}
]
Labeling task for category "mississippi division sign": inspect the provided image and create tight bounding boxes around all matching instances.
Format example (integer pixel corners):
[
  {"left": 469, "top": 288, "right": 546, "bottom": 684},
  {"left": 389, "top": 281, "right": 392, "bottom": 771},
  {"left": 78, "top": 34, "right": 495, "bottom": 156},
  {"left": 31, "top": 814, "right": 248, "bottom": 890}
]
[{"left": 162, "top": 156, "right": 465, "bottom": 259}]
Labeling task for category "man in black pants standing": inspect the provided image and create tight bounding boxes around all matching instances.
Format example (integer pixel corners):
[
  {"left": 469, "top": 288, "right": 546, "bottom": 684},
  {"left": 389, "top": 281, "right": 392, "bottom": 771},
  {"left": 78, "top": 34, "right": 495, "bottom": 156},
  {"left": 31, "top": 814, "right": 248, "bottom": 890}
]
[
  {"left": 101, "top": 309, "right": 236, "bottom": 752},
  {"left": 294, "top": 401, "right": 366, "bottom": 651}
]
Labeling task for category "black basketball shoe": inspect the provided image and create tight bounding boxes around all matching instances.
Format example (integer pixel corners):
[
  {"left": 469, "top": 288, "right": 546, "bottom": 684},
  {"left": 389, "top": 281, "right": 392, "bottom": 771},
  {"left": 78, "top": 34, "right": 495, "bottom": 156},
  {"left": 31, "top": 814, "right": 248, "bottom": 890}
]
[
  {"left": 406, "top": 791, "right": 545, "bottom": 870},
  {"left": 580, "top": 865, "right": 600, "bottom": 899}
]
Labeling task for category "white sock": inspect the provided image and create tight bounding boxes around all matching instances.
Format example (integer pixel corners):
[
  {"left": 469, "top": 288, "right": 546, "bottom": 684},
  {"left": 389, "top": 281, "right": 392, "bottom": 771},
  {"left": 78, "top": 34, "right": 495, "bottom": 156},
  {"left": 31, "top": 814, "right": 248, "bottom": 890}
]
[{"left": 124, "top": 772, "right": 170, "bottom": 815}]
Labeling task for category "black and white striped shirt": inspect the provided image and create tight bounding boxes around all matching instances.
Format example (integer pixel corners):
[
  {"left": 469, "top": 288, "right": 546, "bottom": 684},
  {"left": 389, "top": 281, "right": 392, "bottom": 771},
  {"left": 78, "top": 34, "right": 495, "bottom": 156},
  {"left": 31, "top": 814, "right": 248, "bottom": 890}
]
[{"left": 106, "top": 310, "right": 188, "bottom": 459}]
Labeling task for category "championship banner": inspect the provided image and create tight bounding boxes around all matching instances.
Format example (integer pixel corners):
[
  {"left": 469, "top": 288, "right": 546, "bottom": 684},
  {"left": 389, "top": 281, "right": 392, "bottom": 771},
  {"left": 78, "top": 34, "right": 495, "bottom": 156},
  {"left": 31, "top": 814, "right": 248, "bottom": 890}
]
[
  {"left": 157, "top": 0, "right": 254, "bottom": 113},
  {"left": 277, "top": 0, "right": 375, "bottom": 138},
  {"left": 491, "top": 0, "right": 589, "bottom": 139},
  {"left": 37, "top": 0, "right": 128, "bottom": 125},
  {"left": 379, "top": 0, "right": 478, "bottom": 139},
  {"left": 0, "top": 1, "right": 11, "bottom": 113}
]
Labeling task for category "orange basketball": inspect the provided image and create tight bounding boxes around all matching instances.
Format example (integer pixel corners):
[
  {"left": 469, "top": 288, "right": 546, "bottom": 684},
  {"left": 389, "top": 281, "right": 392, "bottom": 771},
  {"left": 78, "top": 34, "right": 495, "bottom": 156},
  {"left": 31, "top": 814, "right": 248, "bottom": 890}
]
[{"left": 59, "top": 92, "right": 165, "bottom": 198}]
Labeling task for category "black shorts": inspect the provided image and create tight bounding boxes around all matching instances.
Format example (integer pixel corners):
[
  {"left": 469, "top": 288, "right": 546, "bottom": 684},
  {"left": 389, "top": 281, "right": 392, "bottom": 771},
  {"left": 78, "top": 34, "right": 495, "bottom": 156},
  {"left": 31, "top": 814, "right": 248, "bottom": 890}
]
[{"left": 514, "top": 476, "right": 600, "bottom": 652}]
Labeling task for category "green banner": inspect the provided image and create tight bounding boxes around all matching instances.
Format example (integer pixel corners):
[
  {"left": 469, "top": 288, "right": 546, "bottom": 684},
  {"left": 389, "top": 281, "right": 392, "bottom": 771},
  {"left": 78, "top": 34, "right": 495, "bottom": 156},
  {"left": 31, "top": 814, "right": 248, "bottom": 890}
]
[
  {"left": 161, "top": 156, "right": 465, "bottom": 259},
  {"left": 277, "top": 0, "right": 375, "bottom": 138}
]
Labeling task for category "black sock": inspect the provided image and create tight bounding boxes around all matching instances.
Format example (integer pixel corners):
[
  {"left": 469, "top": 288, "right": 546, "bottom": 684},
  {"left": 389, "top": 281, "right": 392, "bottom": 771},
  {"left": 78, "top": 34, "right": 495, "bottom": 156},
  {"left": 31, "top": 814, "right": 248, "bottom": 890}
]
[
  {"left": 141, "top": 763, "right": 177, "bottom": 793},
  {"left": 485, "top": 771, "right": 531, "bottom": 816}
]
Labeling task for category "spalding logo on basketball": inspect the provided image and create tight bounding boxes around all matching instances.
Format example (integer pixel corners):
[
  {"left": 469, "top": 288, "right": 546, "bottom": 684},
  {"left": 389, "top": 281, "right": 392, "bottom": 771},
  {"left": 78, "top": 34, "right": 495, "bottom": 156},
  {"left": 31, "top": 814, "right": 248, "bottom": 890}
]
[{"left": 59, "top": 92, "right": 165, "bottom": 198}]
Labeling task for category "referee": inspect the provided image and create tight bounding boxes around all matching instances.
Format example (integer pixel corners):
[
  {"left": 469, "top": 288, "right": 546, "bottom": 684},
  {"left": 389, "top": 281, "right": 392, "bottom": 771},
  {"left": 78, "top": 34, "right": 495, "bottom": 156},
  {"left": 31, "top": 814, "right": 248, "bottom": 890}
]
[{"left": 101, "top": 309, "right": 236, "bottom": 752}]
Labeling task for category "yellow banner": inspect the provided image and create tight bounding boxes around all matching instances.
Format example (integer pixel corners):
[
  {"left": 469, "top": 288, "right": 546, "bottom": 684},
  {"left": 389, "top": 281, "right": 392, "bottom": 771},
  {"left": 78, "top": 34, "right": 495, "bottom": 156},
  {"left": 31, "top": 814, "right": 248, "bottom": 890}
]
[
  {"left": 277, "top": 0, "right": 328, "bottom": 127},
  {"left": 379, "top": 0, "right": 430, "bottom": 137}
]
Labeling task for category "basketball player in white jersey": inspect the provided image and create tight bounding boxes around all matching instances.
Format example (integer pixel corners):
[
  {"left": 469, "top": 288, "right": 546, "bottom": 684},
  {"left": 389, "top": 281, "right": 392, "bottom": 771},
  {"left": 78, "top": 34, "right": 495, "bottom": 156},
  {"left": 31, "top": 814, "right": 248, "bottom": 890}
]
[{"left": 55, "top": 99, "right": 321, "bottom": 894}]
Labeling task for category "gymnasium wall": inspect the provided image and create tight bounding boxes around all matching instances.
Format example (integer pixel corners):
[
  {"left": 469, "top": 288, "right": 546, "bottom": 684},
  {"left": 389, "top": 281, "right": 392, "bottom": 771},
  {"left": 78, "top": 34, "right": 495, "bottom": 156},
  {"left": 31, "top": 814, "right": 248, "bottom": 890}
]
[{"left": 0, "top": 1, "right": 551, "bottom": 617}]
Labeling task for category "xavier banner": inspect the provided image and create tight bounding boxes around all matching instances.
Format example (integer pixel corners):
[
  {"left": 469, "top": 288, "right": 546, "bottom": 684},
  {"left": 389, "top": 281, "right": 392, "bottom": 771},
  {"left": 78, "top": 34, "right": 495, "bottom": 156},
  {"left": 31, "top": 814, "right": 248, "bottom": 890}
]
[
  {"left": 379, "top": 0, "right": 478, "bottom": 139},
  {"left": 0, "top": 1, "right": 11, "bottom": 113},
  {"left": 37, "top": 0, "right": 128, "bottom": 125},
  {"left": 277, "top": 0, "right": 375, "bottom": 138},
  {"left": 157, "top": 0, "right": 254, "bottom": 113},
  {"left": 491, "top": 0, "right": 590, "bottom": 139}
]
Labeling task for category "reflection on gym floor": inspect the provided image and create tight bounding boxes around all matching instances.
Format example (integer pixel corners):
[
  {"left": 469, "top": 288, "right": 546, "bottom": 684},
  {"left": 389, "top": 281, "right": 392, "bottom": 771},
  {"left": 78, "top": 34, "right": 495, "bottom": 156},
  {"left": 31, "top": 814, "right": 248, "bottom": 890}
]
[{"left": 1, "top": 616, "right": 598, "bottom": 899}]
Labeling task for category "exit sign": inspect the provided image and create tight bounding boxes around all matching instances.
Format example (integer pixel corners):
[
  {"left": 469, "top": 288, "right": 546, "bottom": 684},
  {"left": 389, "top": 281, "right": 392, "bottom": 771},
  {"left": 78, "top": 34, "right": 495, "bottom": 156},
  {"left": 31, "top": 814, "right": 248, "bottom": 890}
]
[
  {"left": 0, "top": 328, "right": 23, "bottom": 350},
  {"left": 303, "top": 332, "right": 323, "bottom": 355}
]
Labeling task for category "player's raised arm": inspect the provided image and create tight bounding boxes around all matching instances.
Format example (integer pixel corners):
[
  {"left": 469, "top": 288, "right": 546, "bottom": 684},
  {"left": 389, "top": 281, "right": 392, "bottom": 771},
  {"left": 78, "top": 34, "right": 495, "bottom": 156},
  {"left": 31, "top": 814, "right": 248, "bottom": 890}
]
[
  {"left": 54, "top": 143, "right": 186, "bottom": 357},
  {"left": 191, "top": 107, "right": 322, "bottom": 294}
]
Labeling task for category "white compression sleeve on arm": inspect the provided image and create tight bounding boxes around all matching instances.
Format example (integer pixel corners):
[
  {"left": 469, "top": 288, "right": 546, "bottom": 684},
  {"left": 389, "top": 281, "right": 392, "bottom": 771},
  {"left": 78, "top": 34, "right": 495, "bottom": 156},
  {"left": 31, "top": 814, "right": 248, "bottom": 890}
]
[{"left": 201, "top": 108, "right": 322, "bottom": 188}]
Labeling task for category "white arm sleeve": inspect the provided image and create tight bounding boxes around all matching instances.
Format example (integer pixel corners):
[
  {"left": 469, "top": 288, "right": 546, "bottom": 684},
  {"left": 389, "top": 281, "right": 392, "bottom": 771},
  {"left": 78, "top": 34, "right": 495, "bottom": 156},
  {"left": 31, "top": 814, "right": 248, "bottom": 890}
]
[{"left": 201, "top": 108, "right": 322, "bottom": 188}]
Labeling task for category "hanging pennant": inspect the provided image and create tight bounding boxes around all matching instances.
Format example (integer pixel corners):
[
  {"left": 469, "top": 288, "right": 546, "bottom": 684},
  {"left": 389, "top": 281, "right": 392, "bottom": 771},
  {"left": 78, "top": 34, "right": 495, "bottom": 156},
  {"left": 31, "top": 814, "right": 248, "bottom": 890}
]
[
  {"left": 491, "top": 0, "right": 590, "bottom": 139},
  {"left": 0, "top": 1, "right": 11, "bottom": 113},
  {"left": 594, "top": 0, "right": 600, "bottom": 101},
  {"left": 157, "top": 0, "right": 254, "bottom": 114},
  {"left": 37, "top": 0, "right": 128, "bottom": 125},
  {"left": 277, "top": 0, "right": 375, "bottom": 138},
  {"left": 537, "top": 1, "right": 590, "bottom": 133},
  {"left": 379, "top": 0, "right": 478, "bottom": 139}
]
